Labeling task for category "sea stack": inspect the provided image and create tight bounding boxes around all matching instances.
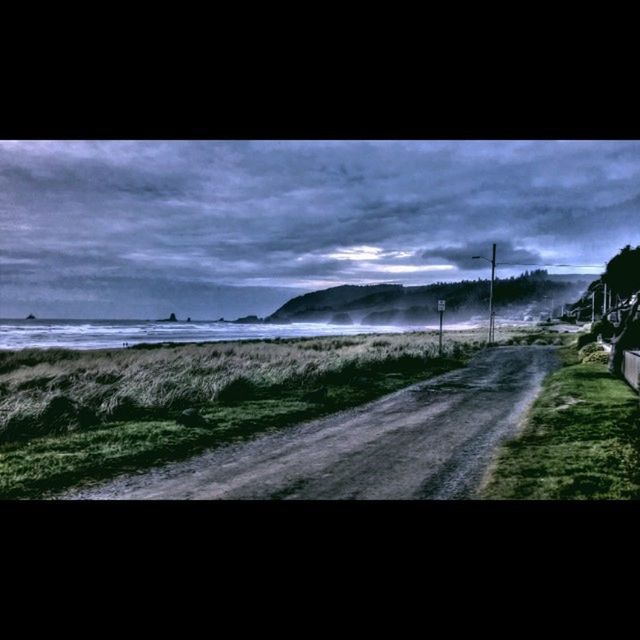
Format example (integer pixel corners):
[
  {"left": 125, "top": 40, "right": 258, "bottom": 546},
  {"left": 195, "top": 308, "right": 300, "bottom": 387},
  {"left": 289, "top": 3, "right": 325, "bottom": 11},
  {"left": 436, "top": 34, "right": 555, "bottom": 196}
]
[{"left": 26, "top": 314, "right": 36, "bottom": 320}]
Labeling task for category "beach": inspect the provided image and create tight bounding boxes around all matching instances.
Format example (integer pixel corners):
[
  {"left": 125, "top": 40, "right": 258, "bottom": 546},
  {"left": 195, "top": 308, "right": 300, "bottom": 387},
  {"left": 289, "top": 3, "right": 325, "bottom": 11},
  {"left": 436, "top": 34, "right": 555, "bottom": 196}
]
[{"left": 0, "top": 319, "right": 482, "bottom": 351}]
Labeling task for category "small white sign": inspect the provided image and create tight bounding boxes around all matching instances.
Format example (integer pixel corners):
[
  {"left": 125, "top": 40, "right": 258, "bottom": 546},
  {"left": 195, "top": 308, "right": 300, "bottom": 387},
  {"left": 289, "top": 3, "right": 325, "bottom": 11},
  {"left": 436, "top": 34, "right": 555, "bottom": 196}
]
[{"left": 438, "top": 300, "right": 446, "bottom": 311}]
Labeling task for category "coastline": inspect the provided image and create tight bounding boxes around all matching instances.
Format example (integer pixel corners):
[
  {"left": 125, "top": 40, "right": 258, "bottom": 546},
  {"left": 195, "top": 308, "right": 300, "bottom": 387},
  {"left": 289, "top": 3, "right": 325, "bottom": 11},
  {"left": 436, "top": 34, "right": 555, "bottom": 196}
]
[
  {"left": 0, "top": 319, "right": 432, "bottom": 351},
  {"left": 0, "top": 317, "right": 564, "bottom": 352}
]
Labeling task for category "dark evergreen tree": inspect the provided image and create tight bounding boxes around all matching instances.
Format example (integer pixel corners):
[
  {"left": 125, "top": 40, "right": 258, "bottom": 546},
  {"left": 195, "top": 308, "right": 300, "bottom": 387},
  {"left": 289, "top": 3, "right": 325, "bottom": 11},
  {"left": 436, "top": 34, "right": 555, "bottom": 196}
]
[
  {"left": 601, "top": 245, "right": 640, "bottom": 376},
  {"left": 602, "top": 244, "right": 640, "bottom": 299}
]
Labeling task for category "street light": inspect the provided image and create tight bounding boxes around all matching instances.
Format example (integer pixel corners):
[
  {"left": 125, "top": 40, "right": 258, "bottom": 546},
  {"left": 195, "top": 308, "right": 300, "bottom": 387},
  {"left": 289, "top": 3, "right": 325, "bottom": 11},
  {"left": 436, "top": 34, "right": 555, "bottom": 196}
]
[{"left": 472, "top": 243, "right": 497, "bottom": 344}]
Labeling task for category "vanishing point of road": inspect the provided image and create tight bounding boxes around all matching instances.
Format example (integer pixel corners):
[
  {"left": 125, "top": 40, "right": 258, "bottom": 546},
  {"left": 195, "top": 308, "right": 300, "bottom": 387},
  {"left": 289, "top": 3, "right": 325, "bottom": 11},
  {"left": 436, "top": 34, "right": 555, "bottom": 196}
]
[{"left": 64, "top": 346, "right": 559, "bottom": 500}]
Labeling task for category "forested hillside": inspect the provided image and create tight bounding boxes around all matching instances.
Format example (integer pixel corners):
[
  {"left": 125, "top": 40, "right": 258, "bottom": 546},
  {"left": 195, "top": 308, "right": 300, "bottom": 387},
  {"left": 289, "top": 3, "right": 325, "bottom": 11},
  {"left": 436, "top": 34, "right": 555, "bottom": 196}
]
[{"left": 262, "top": 270, "right": 593, "bottom": 325}]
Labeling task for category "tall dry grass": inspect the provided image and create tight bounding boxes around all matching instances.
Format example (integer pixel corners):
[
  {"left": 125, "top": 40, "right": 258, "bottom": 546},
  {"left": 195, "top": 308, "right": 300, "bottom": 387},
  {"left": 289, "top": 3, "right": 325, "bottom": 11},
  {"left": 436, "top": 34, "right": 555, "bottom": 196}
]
[{"left": 0, "top": 330, "right": 496, "bottom": 442}]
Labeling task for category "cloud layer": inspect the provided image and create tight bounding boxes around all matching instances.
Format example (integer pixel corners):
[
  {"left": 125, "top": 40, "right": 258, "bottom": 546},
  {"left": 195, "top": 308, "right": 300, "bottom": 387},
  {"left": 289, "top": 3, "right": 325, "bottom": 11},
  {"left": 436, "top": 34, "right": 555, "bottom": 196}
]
[{"left": 1, "top": 140, "right": 638, "bottom": 318}]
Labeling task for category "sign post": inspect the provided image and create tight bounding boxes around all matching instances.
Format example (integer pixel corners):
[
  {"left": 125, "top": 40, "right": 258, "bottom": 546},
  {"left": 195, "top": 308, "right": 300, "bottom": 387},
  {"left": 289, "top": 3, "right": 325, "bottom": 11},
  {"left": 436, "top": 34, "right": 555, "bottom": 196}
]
[{"left": 437, "top": 300, "right": 445, "bottom": 356}]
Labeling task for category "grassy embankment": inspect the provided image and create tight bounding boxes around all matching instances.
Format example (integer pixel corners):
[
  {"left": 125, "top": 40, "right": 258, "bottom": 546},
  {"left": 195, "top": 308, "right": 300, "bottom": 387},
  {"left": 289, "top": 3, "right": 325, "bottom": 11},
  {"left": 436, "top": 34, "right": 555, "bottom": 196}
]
[
  {"left": 482, "top": 341, "right": 640, "bottom": 499},
  {"left": 0, "top": 327, "right": 564, "bottom": 499}
]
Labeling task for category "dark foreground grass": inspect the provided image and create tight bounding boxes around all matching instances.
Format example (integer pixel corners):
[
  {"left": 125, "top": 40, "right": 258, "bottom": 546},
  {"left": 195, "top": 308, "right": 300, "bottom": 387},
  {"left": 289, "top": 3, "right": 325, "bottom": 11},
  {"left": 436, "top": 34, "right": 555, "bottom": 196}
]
[
  {"left": 482, "top": 346, "right": 640, "bottom": 499},
  {"left": 0, "top": 356, "right": 463, "bottom": 499}
]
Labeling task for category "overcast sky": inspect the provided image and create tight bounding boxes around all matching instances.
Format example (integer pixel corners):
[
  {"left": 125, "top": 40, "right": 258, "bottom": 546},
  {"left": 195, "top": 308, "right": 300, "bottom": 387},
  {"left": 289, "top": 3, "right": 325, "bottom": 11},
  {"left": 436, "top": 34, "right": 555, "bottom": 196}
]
[{"left": 1, "top": 140, "right": 638, "bottom": 319}]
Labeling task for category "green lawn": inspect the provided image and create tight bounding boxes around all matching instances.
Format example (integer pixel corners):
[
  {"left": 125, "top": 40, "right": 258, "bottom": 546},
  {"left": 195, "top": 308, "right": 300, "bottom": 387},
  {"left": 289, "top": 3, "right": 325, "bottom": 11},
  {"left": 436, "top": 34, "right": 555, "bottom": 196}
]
[{"left": 482, "top": 347, "right": 640, "bottom": 499}]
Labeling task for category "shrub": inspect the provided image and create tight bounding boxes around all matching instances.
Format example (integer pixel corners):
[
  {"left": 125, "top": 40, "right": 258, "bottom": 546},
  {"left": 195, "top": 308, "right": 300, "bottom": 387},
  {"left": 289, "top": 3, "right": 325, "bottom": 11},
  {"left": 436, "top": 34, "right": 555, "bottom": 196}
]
[
  {"left": 582, "top": 350, "right": 610, "bottom": 365},
  {"left": 577, "top": 332, "right": 596, "bottom": 349},
  {"left": 579, "top": 342, "right": 603, "bottom": 358},
  {"left": 450, "top": 343, "right": 465, "bottom": 358},
  {"left": 41, "top": 396, "right": 95, "bottom": 433},
  {"left": 217, "top": 376, "right": 259, "bottom": 403},
  {"left": 95, "top": 372, "right": 121, "bottom": 385},
  {"left": 591, "top": 318, "right": 616, "bottom": 340},
  {"left": 0, "top": 394, "right": 99, "bottom": 443},
  {"left": 102, "top": 395, "right": 146, "bottom": 422},
  {"left": 157, "top": 386, "right": 204, "bottom": 412},
  {"left": 0, "top": 411, "right": 40, "bottom": 442}
]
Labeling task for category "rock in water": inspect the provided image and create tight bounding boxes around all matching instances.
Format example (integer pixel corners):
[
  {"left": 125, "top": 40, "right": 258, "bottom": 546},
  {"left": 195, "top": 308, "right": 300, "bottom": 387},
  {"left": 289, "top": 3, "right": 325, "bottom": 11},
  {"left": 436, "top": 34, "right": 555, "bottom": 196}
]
[
  {"left": 26, "top": 314, "right": 36, "bottom": 319},
  {"left": 176, "top": 408, "right": 208, "bottom": 428}
]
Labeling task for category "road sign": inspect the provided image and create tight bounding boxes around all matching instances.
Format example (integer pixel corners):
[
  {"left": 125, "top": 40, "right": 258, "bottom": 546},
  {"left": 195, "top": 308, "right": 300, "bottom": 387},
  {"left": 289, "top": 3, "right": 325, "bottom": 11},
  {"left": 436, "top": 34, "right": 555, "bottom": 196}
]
[{"left": 437, "top": 301, "right": 445, "bottom": 355}]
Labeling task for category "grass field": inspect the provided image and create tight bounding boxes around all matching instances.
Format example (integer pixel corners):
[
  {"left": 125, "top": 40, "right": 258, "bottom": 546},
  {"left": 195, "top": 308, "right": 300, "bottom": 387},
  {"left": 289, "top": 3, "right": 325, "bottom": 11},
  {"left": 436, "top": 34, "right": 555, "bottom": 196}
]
[
  {"left": 0, "top": 330, "right": 473, "bottom": 498},
  {"left": 481, "top": 343, "right": 640, "bottom": 499},
  {"left": 0, "top": 326, "right": 575, "bottom": 499}
]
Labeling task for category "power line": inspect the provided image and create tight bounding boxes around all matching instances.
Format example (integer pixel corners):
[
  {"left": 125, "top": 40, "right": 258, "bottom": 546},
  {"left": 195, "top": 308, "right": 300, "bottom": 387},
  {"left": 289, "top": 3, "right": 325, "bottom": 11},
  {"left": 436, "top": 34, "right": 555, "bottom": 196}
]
[{"left": 496, "top": 262, "right": 603, "bottom": 268}]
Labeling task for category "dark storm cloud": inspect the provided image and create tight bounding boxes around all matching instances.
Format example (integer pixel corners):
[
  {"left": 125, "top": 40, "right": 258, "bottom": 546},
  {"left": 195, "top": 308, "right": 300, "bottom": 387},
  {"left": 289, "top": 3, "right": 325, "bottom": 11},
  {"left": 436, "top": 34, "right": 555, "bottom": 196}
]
[
  {"left": 422, "top": 241, "right": 543, "bottom": 271},
  {"left": 1, "top": 140, "right": 639, "bottom": 318}
]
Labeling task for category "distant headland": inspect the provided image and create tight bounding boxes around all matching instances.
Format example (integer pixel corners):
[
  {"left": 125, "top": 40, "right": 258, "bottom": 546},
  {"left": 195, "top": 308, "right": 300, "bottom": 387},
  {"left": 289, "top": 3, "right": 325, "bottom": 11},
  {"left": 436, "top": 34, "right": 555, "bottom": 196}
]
[{"left": 226, "top": 273, "right": 596, "bottom": 326}]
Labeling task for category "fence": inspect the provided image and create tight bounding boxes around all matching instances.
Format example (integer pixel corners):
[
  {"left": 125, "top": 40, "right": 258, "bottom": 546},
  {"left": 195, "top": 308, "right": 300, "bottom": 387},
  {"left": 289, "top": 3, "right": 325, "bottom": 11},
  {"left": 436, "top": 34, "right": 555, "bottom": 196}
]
[{"left": 622, "top": 350, "right": 640, "bottom": 392}]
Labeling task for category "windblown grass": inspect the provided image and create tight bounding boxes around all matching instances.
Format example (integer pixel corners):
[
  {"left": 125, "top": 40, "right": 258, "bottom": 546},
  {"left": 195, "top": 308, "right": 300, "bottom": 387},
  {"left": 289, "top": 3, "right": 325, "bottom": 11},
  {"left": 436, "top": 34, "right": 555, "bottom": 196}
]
[{"left": 0, "top": 329, "right": 510, "bottom": 443}]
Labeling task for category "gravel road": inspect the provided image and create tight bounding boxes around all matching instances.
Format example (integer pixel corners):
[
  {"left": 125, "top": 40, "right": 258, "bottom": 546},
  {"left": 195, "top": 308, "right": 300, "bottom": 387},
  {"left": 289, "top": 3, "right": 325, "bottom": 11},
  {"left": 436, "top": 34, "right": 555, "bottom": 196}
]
[{"left": 63, "top": 346, "right": 559, "bottom": 500}]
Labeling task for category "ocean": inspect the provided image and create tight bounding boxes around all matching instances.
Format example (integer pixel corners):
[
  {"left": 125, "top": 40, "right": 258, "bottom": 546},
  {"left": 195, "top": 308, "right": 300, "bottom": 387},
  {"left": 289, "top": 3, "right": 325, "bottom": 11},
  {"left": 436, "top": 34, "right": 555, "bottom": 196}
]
[{"left": 0, "top": 319, "right": 459, "bottom": 351}]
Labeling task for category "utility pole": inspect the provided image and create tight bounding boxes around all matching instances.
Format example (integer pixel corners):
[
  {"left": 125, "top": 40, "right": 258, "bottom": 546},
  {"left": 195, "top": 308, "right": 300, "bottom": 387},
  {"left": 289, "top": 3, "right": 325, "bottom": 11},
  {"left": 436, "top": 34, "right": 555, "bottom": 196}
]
[
  {"left": 489, "top": 243, "right": 496, "bottom": 344},
  {"left": 603, "top": 282, "right": 607, "bottom": 317},
  {"left": 592, "top": 291, "right": 595, "bottom": 323},
  {"left": 472, "top": 243, "right": 497, "bottom": 345}
]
